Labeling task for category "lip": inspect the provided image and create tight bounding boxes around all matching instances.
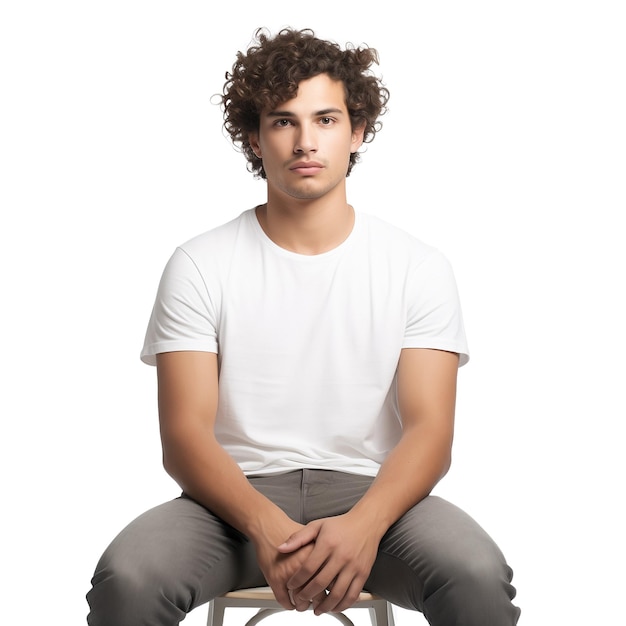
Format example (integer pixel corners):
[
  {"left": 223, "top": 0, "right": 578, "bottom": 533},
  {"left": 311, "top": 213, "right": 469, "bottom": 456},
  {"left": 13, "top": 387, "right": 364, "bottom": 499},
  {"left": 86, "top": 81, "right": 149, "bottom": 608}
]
[{"left": 289, "top": 161, "right": 324, "bottom": 175}]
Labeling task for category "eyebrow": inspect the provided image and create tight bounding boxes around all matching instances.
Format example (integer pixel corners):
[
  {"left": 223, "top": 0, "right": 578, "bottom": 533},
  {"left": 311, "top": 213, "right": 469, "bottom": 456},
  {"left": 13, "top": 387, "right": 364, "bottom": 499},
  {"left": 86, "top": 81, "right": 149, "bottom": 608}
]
[{"left": 266, "top": 108, "right": 345, "bottom": 118}]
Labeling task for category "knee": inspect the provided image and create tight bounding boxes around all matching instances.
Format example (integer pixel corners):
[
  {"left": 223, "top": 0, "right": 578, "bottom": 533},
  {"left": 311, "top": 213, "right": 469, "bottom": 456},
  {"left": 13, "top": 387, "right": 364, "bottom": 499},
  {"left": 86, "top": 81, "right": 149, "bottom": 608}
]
[
  {"left": 87, "top": 565, "right": 142, "bottom": 626},
  {"left": 87, "top": 551, "right": 187, "bottom": 626},
  {"left": 425, "top": 549, "right": 520, "bottom": 624},
  {"left": 449, "top": 548, "right": 515, "bottom": 596},
  {"left": 461, "top": 537, "right": 506, "bottom": 571}
]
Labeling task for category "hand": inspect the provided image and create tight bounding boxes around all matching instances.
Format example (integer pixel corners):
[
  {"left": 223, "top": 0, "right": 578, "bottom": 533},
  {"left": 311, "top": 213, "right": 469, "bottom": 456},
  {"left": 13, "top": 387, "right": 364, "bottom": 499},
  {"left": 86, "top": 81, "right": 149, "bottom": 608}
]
[
  {"left": 277, "top": 512, "right": 381, "bottom": 615},
  {"left": 251, "top": 516, "right": 326, "bottom": 612}
]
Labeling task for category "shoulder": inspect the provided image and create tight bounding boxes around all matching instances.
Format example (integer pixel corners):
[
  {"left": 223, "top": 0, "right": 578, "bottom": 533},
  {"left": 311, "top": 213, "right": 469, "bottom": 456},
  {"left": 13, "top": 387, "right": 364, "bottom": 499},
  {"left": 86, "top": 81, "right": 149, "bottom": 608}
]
[
  {"left": 178, "top": 208, "right": 256, "bottom": 259},
  {"left": 357, "top": 211, "right": 444, "bottom": 268},
  {"left": 155, "top": 208, "right": 258, "bottom": 292}
]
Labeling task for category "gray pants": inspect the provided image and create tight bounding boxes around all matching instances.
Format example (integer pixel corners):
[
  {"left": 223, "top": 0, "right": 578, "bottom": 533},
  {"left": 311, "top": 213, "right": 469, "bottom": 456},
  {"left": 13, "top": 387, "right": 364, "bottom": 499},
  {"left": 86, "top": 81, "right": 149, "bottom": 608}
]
[{"left": 87, "top": 470, "right": 520, "bottom": 625}]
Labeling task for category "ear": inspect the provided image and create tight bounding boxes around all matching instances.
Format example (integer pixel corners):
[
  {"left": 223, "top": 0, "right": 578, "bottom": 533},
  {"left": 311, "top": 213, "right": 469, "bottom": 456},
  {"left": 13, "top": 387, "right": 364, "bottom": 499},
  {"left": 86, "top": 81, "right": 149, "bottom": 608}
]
[
  {"left": 350, "top": 122, "right": 366, "bottom": 154},
  {"left": 249, "top": 132, "right": 262, "bottom": 158}
]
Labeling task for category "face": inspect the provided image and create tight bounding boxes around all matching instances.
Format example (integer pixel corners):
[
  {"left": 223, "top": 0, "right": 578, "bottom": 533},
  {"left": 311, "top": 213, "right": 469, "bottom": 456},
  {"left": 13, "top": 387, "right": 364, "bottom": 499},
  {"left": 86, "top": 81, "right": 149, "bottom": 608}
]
[{"left": 249, "top": 73, "right": 365, "bottom": 203}]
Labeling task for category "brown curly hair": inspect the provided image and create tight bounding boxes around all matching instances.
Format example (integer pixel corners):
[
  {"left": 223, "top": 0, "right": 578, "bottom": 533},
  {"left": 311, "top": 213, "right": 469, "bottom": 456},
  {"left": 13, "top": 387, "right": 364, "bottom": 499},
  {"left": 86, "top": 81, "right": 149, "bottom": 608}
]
[{"left": 220, "top": 27, "right": 390, "bottom": 179}]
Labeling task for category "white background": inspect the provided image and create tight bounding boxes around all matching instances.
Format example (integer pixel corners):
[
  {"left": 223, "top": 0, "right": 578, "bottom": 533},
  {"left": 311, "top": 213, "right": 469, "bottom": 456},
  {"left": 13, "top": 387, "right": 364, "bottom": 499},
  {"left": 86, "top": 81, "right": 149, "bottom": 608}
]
[{"left": 1, "top": 1, "right": 624, "bottom": 625}]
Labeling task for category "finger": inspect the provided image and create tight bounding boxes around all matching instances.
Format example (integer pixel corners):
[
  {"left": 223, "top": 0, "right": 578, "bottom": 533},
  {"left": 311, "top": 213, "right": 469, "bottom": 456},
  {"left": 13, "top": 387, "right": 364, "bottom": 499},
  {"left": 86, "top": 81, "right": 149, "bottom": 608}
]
[
  {"left": 294, "top": 570, "right": 335, "bottom": 605},
  {"left": 314, "top": 574, "right": 363, "bottom": 615},
  {"left": 286, "top": 551, "right": 329, "bottom": 591},
  {"left": 277, "top": 525, "right": 319, "bottom": 553},
  {"left": 332, "top": 577, "right": 366, "bottom": 613},
  {"left": 311, "top": 589, "right": 328, "bottom": 612},
  {"left": 291, "top": 587, "right": 314, "bottom": 612},
  {"left": 286, "top": 535, "right": 331, "bottom": 591},
  {"left": 270, "top": 584, "right": 296, "bottom": 611}
]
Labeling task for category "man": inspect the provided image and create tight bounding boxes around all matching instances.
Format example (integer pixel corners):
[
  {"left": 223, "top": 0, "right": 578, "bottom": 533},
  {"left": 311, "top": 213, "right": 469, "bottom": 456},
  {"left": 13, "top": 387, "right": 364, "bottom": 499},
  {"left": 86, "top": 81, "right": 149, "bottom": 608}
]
[{"left": 87, "top": 28, "right": 520, "bottom": 625}]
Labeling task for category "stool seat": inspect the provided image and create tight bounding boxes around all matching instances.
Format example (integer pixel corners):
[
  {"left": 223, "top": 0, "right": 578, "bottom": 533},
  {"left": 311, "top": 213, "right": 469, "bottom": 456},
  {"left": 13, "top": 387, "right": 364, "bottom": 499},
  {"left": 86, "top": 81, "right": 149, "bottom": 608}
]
[{"left": 207, "top": 586, "right": 394, "bottom": 626}]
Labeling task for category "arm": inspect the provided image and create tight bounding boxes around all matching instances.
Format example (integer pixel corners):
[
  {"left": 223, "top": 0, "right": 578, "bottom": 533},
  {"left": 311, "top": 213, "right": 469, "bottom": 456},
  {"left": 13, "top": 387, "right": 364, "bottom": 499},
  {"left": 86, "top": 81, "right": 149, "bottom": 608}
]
[
  {"left": 156, "top": 350, "right": 320, "bottom": 610},
  {"left": 282, "top": 347, "right": 459, "bottom": 614}
]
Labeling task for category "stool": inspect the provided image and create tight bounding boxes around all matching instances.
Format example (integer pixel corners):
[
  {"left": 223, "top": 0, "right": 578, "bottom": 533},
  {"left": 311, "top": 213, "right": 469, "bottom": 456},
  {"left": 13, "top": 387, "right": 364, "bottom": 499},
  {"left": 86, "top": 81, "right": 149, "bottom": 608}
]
[{"left": 207, "top": 586, "right": 394, "bottom": 626}]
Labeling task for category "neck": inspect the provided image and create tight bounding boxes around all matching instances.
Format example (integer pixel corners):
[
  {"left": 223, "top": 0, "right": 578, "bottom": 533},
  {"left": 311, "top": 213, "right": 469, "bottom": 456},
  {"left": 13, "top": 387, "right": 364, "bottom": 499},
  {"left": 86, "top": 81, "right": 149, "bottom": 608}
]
[{"left": 257, "top": 192, "right": 355, "bottom": 255}]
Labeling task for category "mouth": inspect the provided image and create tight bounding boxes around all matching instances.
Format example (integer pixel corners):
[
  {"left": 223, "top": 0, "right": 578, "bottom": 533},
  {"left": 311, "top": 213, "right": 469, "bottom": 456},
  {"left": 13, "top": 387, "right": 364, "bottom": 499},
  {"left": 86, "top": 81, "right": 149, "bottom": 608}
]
[{"left": 289, "top": 161, "right": 324, "bottom": 175}]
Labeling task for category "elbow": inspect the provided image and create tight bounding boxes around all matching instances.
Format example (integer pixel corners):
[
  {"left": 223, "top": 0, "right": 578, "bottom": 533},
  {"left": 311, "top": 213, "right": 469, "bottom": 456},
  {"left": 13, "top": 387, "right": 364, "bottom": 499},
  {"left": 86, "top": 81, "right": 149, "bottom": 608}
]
[
  {"left": 441, "top": 425, "right": 454, "bottom": 477},
  {"left": 441, "top": 451, "right": 452, "bottom": 478},
  {"left": 437, "top": 441, "right": 453, "bottom": 480},
  {"left": 159, "top": 425, "right": 216, "bottom": 487},
  {"left": 161, "top": 449, "right": 181, "bottom": 483},
  {"left": 161, "top": 439, "right": 187, "bottom": 482},
  {"left": 161, "top": 447, "right": 195, "bottom": 496},
  {"left": 162, "top": 450, "right": 174, "bottom": 476}
]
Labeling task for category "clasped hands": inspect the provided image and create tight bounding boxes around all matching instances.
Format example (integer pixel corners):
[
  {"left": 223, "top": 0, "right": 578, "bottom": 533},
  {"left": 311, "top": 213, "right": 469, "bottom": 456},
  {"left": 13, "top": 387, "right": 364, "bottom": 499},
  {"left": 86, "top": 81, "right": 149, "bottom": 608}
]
[{"left": 259, "top": 512, "right": 379, "bottom": 616}]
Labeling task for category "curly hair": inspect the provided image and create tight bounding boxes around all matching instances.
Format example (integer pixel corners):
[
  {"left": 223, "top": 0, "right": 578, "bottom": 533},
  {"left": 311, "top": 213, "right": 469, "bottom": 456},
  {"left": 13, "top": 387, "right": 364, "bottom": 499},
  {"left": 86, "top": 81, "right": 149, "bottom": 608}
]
[{"left": 220, "top": 27, "right": 390, "bottom": 179}]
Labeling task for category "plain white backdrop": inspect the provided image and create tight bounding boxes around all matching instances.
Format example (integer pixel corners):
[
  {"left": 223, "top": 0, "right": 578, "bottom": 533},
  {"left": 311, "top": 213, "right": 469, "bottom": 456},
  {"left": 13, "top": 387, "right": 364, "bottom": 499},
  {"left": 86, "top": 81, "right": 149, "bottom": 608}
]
[{"left": 1, "top": 1, "right": 624, "bottom": 625}]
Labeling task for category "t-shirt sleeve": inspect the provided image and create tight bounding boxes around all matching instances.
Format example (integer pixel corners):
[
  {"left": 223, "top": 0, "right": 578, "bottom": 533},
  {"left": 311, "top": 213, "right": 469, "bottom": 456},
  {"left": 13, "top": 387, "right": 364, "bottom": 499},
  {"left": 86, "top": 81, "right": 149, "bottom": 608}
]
[
  {"left": 403, "top": 249, "right": 470, "bottom": 366},
  {"left": 140, "top": 247, "right": 219, "bottom": 366}
]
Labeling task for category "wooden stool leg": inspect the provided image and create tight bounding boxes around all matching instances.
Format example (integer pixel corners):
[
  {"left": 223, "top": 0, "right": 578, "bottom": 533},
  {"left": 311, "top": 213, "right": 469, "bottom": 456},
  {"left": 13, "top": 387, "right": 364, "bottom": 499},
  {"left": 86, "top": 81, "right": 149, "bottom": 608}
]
[
  {"left": 207, "top": 598, "right": 226, "bottom": 626},
  {"left": 369, "top": 599, "right": 393, "bottom": 626}
]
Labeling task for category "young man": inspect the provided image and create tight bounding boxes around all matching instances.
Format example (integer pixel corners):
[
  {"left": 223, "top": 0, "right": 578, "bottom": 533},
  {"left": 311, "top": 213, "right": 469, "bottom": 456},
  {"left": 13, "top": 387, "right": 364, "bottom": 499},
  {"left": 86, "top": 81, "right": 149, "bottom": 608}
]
[{"left": 87, "top": 28, "right": 520, "bottom": 625}]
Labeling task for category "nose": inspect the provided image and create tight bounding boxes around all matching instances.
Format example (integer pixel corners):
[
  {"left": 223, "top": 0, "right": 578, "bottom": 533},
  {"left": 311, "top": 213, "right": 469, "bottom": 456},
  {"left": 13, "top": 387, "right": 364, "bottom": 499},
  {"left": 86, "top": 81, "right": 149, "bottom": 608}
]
[{"left": 294, "top": 123, "right": 317, "bottom": 154}]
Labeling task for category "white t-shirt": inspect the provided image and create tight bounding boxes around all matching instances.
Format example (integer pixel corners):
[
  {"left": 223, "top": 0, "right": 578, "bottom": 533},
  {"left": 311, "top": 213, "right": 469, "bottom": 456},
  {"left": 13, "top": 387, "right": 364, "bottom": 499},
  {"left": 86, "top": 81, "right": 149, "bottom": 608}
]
[{"left": 141, "top": 208, "right": 469, "bottom": 476}]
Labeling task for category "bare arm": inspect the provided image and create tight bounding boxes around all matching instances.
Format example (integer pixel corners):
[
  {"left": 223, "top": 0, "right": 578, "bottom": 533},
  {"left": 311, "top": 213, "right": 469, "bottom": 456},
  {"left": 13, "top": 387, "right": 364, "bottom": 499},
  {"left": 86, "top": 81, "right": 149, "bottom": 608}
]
[
  {"left": 283, "top": 348, "right": 459, "bottom": 613},
  {"left": 350, "top": 347, "right": 458, "bottom": 534},
  {"left": 156, "top": 350, "right": 318, "bottom": 609}
]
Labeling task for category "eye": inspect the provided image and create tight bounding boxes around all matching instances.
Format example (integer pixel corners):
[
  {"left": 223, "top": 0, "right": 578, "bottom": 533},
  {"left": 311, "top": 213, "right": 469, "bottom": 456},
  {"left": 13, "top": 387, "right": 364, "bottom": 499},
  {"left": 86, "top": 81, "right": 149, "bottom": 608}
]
[
  {"left": 319, "top": 117, "right": 334, "bottom": 125},
  {"left": 273, "top": 119, "right": 292, "bottom": 127}
]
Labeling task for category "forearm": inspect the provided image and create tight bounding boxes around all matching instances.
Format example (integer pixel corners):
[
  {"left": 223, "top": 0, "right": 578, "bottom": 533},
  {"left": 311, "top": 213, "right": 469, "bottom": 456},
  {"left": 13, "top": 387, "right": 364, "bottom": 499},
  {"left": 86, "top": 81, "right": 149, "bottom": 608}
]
[
  {"left": 156, "top": 351, "right": 293, "bottom": 543},
  {"left": 162, "top": 427, "right": 289, "bottom": 541},
  {"left": 164, "top": 427, "right": 319, "bottom": 611},
  {"left": 349, "top": 424, "right": 452, "bottom": 539},
  {"left": 349, "top": 348, "right": 459, "bottom": 539}
]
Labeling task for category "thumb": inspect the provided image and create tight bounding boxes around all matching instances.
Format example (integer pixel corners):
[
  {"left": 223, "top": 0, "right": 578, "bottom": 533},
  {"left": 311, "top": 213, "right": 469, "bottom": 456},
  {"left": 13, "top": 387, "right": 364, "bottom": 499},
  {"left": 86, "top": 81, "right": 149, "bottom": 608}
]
[{"left": 277, "top": 524, "right": 320, "bottom": 553}]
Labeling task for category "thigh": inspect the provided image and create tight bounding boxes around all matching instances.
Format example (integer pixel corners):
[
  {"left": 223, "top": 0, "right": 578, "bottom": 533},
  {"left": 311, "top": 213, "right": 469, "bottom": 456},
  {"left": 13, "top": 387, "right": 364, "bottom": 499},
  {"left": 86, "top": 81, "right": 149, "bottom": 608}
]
[
  {"left": 366, "top": 496, "right": 514, "bottom": 612},
  {"left": 89, "top": 472, "right": 307, "bottom": 616},
  {"left": 89, "top": 495, "right": 262, "bottom": 613}
]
